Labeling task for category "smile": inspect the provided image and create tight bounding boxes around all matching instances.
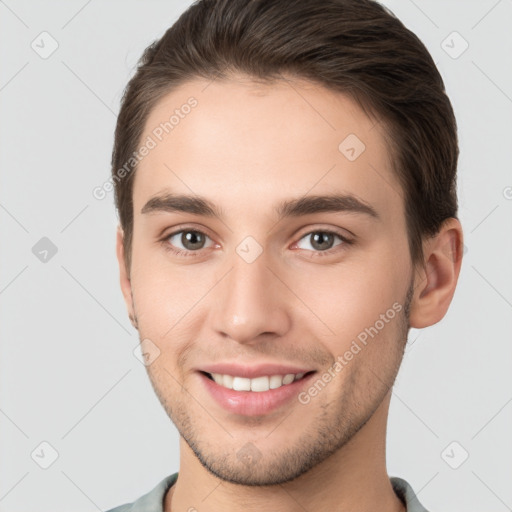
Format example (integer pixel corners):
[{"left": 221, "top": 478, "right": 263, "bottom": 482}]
[{"left": 204, "top": 371, "right": 312, "bottom": 392}]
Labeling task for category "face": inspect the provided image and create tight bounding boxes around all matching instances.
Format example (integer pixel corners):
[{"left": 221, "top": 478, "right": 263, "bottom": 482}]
[{"left": 119, "top": 75, "right": 415, "bottom": 486}]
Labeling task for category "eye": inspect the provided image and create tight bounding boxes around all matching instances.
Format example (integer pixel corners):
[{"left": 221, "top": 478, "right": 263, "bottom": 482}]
[
  {"left": 163, "top": 229, "right": 215, "bottom": 256},
  {"left": 294, "top": 229, "right": 351, "bottom": 255},
  {"left": 161, "top": 227, "right": 352, "bottom": 258}
]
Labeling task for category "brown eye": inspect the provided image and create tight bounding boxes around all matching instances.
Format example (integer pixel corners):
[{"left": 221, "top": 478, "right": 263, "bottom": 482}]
[
  {"left": 164, "top": 229, "right": 214, "bottom": 255},
  {"left": 179, "top": 231, "right": 206, "bottom": 250},
  {"left": 296, "top": 230, "right": 347, "bottom": 253}
]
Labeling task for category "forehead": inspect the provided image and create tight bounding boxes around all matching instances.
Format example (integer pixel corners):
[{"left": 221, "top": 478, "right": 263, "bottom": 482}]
[{"left": 132, "top": 75, "right": 403, "bottom": 222}]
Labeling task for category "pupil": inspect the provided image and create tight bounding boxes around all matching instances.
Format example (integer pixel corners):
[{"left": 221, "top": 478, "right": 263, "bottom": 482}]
[
  {"left": 312, "top": 232, "right": 333, "bottom": 251},
  {"left": 183, "top": 231, "right": 204, "bottom": 250}
]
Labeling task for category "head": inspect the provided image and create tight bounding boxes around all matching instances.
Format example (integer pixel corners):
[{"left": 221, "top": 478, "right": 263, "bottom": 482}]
[{"left": 113, "top": 0, "right": 463, "bottom": 486}]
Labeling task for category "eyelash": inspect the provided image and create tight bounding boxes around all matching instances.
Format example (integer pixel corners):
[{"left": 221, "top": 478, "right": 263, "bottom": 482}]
[{"left": 160, "top": 227, "right": 353, "bottom": 259}]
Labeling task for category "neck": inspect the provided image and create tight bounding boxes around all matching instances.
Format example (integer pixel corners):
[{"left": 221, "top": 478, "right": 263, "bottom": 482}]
[{"left": 165, "top": 390, "right": 405, "bottom": 512}]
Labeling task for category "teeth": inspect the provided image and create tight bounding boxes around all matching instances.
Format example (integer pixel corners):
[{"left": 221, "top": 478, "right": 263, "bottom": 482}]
[
  {"left": 250, "top": 376, "right": 269, "bottom": 392},
  {"left": 233, "top": 376, "right": 251, "bottom": 391},
  {"left": 282, "top": 374, "right": 295, "bottom": 385},
  {"left": 223, "top": 374, "right": 234, "bottom": 389},
  {"left": 269, "top": 375, "right": 283, "bottom": 389},
  {"left": 209, "top": 372, "right": 307, "bottom": 392},
  {"left": 211, "top": 373, "right": 224, "bottom": 386}
]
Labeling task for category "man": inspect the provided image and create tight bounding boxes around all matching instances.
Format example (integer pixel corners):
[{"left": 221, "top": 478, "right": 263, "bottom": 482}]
[{"left": 107, "top": 0, "right": 463, "bottom": 510}]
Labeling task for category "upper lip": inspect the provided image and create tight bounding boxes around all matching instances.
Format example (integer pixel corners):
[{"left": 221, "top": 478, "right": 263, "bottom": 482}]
[{"left": 198, "top": 363, "right": 315, "bottom": 379}]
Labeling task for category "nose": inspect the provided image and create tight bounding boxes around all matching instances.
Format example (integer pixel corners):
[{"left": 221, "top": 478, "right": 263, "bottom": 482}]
[{"left": 211, "top": 249, "right": 291, "bottom": 345}]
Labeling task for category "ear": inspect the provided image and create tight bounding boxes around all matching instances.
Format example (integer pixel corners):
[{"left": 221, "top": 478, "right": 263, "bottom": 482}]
[
  {"left": 116, "top": 224, "right": 138, "bottom": 330},
  {"left": 409, "top": 218, "right": 464, "bottom": 329}
]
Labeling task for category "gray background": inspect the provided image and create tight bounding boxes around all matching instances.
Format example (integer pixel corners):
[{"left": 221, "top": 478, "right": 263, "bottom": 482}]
[{"left": 0, "top": 1, "right": 511, "bottom": 511}]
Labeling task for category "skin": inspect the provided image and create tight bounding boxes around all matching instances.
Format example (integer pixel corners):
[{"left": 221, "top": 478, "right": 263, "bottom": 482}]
[{"left": 116, "top": 74, "right": 463, "bottom": 512}]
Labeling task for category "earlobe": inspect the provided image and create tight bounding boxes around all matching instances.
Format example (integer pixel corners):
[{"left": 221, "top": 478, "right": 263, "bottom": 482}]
[
  {"left": 409, "top": 218, "right": 464, "bottom": 329},
  {"left": 116, "top": 225, "right": 137, "bottom": 330}
]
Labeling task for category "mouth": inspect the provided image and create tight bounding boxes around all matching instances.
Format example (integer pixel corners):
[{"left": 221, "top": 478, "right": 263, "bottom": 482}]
[
  {"left": 200, "top": 370, "right": 316, "bottom": 392},
  {"left": 198, "top": 369, "right": 317, "bottom": 416}
]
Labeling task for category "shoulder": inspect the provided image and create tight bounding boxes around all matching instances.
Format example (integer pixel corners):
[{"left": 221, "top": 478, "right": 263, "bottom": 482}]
[
  {"left": 390, "top": 476, "right": 431, "bottom": 512},
  {"left": 104, "top": 473, "right": 179, "bottom": 512}
]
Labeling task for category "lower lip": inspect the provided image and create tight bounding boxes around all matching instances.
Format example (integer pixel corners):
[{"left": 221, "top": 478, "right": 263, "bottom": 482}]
[{"left": 198, "top": 372, "right": 315, "bottom": 417}]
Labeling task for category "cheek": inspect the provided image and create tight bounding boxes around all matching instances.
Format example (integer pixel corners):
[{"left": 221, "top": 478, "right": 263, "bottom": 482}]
[
  {"left": 129, "top": 243, "right": 216, "bottom": 351},
  {"left": 289, "top": 260, "right": 409, "bottom": 370},
  {"left": 292, "top": 255, "right": 405, "bottom": 331},
  {"left": 129, "top": 244, "right": 178, "bottom": 334}
]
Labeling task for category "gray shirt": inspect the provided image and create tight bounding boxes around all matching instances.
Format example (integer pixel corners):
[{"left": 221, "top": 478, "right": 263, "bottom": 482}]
[{"left": 105, "top": 473, "right": 431, "bottom": 511}]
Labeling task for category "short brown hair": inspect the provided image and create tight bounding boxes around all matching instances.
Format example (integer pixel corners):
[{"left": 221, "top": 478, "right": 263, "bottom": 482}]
[{"left": 112, "top": 0, "right": 459, "bottom": 274}]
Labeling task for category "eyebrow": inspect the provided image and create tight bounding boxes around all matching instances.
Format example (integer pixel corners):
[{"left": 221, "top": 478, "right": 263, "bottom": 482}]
[{"left": 141, "top": 192, "right": 380, "bottom": 221}]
